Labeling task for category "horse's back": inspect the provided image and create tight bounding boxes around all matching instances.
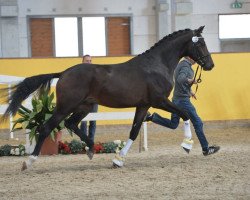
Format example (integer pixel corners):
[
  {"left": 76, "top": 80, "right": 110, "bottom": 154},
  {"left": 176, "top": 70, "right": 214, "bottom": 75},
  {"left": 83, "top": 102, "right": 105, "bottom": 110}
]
[{"left": 55, "top": 61, "right": 171, "bottom": 108}]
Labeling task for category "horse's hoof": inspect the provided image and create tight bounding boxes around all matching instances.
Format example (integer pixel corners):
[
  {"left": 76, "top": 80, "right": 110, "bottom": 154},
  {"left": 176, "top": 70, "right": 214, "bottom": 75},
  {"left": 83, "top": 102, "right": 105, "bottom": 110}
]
[
  {"left": 86, "top": 150, "right": 94, "bottom": 160},
  {"left": 182, "top": 147, "right": 190, "bottom": 154},
  {"left": 21, "top": 161, "right": 27, "bottom": 171},
  {"left": 181, "top": 138, "right": 193, "bottom": 153},
  {"left": 112, "top": 158, "right": 124, "bottom": 168},
  {"left": 112, "top": 162, "right": 121, "bottom": 168}
]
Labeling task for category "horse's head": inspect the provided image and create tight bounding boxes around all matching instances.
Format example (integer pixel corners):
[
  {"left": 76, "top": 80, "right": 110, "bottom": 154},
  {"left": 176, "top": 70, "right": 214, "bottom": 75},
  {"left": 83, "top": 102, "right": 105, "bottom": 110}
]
[{"left": 187, "top": 26, "right": 214, "bottom": 71}]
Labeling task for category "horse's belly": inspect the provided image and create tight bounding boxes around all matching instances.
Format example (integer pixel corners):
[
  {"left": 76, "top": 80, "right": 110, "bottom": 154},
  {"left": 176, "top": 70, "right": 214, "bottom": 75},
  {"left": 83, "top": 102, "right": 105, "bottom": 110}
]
[{"left": 97, "top": 93, "right": 144, "bottom": 108}]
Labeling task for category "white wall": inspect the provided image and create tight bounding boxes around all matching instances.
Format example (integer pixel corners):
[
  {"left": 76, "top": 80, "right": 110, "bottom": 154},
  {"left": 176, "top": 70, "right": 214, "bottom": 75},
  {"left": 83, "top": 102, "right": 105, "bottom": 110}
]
[
  {"left": 174, "top": 0, "right": 250, "bottom": 52},
  {"left": 0, "top": 0, "right": 250, "bottom": 57}
]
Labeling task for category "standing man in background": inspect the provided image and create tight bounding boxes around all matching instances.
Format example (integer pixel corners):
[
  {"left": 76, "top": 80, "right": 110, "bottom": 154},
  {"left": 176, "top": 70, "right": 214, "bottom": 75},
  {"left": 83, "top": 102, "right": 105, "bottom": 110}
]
[{"left": 80, "top": 55, "right": 98, "bottom": 143}]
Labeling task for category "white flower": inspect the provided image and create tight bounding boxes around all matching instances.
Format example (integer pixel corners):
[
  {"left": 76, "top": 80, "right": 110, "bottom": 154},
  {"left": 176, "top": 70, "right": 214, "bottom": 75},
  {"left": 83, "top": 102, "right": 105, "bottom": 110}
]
[
  {"left": 85, "top": 146, "right": 89, "bottom": 151},
  {"left": 115, "top": 147, "right": 120, "bottom": 153},
  {"left": 20, "top": 151, "right": 25, "bottom": 156},
  {"left": 15, "top": 148, "right": 20, "bottom": 155},
  {"left": 114, "top": 140, "right": 121, "bottom": 145},
  {"left": 10, "top": 149, "right": 15, "bottom": 155}
]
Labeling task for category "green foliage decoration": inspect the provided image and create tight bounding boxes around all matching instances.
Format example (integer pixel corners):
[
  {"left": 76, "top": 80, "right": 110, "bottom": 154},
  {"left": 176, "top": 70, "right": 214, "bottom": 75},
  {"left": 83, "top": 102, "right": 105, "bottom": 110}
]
[
  {"left": 103, "top": 142, "right": 117, "bottom": 153},
  {"left": 68, "top": 139, "right": 85, "bottom": 154},
  {"left": 0, "top": 144, "right": 11, "bottom": 156},
  {"left": 11, "top": 90, "right": 67, "bottom": 143}
]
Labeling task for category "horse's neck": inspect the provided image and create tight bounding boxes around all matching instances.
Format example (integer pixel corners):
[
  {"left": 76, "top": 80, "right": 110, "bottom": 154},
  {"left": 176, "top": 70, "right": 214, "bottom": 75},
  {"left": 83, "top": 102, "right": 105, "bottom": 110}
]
[
  {"left": 158, "top": 33, "right": 191, "bottom": 71},
  {"left": 133, "top": 31, "right": 191, "bottom": 72}
]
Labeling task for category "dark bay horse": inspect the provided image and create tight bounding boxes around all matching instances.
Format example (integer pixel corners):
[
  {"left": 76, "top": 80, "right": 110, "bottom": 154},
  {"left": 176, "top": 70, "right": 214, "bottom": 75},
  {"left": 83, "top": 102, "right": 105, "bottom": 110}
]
[{"left": 1, "top": 26, "right": 214, "bottom": 170}]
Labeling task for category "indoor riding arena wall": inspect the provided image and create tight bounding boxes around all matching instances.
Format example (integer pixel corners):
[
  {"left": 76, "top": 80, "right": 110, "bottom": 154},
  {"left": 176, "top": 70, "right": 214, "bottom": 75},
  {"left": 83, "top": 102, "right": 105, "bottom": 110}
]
[
  {"left": 0, "top": 53, "right": 250, "bottom": 199},
  {"left": 0, "top": 52, "right": 250, "bottom": 128}
]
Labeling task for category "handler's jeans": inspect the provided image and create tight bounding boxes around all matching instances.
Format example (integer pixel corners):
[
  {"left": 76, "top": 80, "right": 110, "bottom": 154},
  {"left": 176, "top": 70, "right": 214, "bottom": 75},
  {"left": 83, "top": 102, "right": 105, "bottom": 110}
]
[
  {"left": 151, "top": 98, "right": 209, "bottom": 151},
  {"left": 80, "top": 104, "right": 98, "bottom": 143}
]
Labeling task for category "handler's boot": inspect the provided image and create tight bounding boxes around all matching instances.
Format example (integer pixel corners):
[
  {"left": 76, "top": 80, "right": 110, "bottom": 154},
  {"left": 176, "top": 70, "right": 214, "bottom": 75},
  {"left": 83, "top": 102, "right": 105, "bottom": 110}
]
[
  {"left": 144, "top": 112, "right": 153, "bottom": 122},
  {"left": 203, "top": 145, "right": 220, "bottom": 156}
]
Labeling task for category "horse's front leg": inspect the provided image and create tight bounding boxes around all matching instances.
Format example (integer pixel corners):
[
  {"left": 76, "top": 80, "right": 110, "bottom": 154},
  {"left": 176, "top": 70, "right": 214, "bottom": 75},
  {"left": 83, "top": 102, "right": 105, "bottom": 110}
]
[
  {"left": 113, "top": 106, "right": 149, "bottom": 167},
  {"left": 154, "top": 98, "right": 193, "bottom": 153}
]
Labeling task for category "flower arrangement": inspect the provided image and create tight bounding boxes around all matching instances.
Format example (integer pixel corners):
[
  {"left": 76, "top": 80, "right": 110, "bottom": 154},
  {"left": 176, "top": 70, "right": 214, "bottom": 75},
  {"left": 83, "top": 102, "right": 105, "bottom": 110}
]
[
  {"left": 59, "top": 140, "right": 126, "bottom": 154},
  {"left": 68, "top": 139, "right": 85, "bottom": 154},
  {"left": 0, "top": 140, "right": 125, "bottom": 156},
  {"left": 103, "top": 142, "right": 117, "bottom": 153},
  {"left": 0, "top": 144, "right": 25, "bottom": 156},
  {"left": 0, "top": 144, "right": 12, "bottom": 156},
  {"left": 10, "top": 144, "right": 25, "bottom": 156},
  {"left": 58, "top": 141, "right": 71, "bottom": 154},
  {"left": 114, "top": 140, "right": 126, "bottom": 153},
  {"left": 94, "top": 142, "right": 104, "bottom": 153}
]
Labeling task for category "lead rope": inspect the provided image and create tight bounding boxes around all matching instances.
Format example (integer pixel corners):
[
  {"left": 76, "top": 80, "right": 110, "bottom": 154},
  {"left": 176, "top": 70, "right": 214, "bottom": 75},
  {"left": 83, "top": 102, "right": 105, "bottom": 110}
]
[{"left": 192, "top": 64, "right": 203, "bottom": 94}]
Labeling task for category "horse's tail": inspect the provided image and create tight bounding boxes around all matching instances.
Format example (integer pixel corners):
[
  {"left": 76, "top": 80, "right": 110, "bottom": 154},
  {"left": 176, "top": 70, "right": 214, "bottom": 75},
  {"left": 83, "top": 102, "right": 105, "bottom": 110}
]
[{"left": 0, "top": 72, "right": 61, "bottom": 121}]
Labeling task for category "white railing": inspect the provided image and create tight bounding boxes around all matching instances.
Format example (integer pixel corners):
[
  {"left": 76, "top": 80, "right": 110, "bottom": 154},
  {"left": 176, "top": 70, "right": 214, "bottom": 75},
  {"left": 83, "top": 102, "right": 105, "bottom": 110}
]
[
  {"left": 0, "top": 75, "right": 25, "bottom": 138},
  {"left": 0, "top": 75, "right": 58, "bottom": 138},
  {"left": 0, "top": 75, "right": 148, "bottom": 152},
  {"left": 82, "top": 112, "right": 148, "bottom": 151}
]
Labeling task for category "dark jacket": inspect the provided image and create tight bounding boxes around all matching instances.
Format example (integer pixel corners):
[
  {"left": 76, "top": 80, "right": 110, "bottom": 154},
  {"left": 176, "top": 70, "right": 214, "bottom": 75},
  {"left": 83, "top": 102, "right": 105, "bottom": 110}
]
[{"left": 173, "top": 59, "right": 194, "bottom": 100}]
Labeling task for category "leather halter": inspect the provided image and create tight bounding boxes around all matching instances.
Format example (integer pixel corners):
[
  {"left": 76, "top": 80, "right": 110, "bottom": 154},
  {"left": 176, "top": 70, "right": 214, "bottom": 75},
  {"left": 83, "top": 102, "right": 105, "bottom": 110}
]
[
  {"left": 192, "top": 36, "right": 211, "bottom": 67},
  {"left": 191, "top": 34, "right": 210, "bottom": 94}
]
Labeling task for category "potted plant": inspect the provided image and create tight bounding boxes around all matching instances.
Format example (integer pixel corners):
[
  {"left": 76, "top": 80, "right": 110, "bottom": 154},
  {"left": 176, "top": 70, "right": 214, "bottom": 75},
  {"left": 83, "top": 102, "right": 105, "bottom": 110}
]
[{"left": 12, "top": 89, "right": 66, "bottom": 155}]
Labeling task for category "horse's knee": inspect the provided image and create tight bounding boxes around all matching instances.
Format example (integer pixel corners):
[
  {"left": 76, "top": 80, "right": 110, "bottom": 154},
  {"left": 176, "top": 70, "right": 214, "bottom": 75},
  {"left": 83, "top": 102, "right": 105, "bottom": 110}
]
[{"left": 171, "top": 123, "right": 178, "bottom": 129}]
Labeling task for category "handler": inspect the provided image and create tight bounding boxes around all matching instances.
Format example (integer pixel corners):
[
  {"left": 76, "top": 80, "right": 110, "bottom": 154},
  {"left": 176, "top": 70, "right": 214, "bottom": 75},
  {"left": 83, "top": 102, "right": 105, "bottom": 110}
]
[{"left": 145, "top": 57, "right": 220, "bottom": 156}]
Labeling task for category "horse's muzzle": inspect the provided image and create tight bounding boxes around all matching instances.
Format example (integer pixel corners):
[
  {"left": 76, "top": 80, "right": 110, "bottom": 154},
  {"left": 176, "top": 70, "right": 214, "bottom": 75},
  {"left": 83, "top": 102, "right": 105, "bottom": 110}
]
[
  {"left": 203, "top": 63, "right": 214, "bottom": 71},
  {"left": 202, "top": 56, "right": 214, "bottom": 71}
]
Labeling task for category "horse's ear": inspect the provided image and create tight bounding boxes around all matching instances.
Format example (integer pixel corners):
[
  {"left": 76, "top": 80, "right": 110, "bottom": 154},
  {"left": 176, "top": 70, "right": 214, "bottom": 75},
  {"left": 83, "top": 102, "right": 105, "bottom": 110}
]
[
  {"left": 194, "top": 26, "right": 205, "bottom": 35},
  {"left": 195, "top": 26, "right": 205, "bottom": 34}
]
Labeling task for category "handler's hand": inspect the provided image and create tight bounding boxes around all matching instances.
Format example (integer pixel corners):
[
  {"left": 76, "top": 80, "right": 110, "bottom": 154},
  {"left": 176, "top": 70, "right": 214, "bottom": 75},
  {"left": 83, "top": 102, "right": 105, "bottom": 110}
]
[
  {"left": 188, "top": 78, "right": 197, "bottom": 84},
  {"left": 190, "top": 91, "right": 197, "bottom": 100}
]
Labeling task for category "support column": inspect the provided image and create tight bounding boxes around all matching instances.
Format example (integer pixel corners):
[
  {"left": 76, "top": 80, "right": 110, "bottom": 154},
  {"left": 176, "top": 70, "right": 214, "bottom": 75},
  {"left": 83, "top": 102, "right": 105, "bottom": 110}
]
[{"left": 155, "top": 0, "right": 171, "bottom": 40}]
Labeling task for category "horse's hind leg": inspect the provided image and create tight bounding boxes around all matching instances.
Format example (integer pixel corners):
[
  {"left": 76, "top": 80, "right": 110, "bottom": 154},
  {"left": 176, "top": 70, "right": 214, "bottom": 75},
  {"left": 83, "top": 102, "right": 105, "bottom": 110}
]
[
  {"left": 22, "top": 110, "right": 69, "bottom": 171},
  {"left": 113, "top": 106, "right": 149, "bottom": 167},
  {"left": 64, "top": 104, "right": 95, "bottom": 159}
]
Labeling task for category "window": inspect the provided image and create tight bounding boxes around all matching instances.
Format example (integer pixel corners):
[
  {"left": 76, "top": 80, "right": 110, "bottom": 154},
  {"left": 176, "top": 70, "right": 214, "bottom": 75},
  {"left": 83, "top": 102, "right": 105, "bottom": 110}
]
[
  {"left": 219, "top": 14, "right": 250, "bottom": 39},
  {"left": 30, "top": 16, "right": 131, "bottom": 57},
  {"left": 82, "top": 17, "right": 106, "bottom": 56},
  {"left": 54, "top": 17, "right": 78, "bottom": 57},
  {"left": 55, "top": 17, "right": 106, "bottom": 57}
]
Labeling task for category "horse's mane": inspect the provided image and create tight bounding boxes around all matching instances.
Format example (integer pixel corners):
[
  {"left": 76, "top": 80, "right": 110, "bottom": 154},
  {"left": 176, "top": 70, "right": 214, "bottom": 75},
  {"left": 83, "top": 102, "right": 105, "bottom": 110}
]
[{"left": 139, "top": 28, "right": 191, "bottom": 56}]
